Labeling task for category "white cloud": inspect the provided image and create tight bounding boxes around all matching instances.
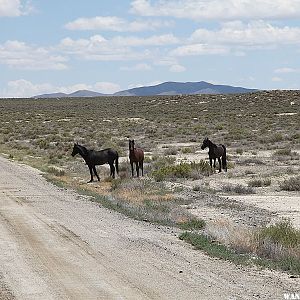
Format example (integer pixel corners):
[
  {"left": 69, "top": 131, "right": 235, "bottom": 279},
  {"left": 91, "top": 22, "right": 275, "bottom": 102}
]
[
  {"left": 169, "top": 64, "right": 186, "bottom": 72},
  {"left": 58, "top": 34, "right": 179, "bottom": 61},
  {"left": 0, "top": 40, "right": 68, "bottom": 70},
  {"left": 93, "top": 82, "right": 120, "bottom": 94},
  {"left": 170, "top": 21, "right": 300, "bottom": 58},
  {"left": 65, "top": 16, "right": 172, "bottom": 32},
  {"left": 130, "top": 0, "right": 300, "bottom": 21},
  {"left": 0, "top": 79, "right": 121, "bottom": 98},
  {"left": 190, "top": 21, "right": 300, "bottom": 47},
  {"left": 128, "top": 80, "right": 162, "bottom": 89},
  {"left": 1, "top": 79, "right": 53, "bottom": 97},
  {"left": 59, "top": 35, "right": 150, "bottom": 61},
  {"left": 170, "top": 44, "right": 229, "bottom": 56},
  {"left": 0, "top": 0, "right": 33, "bottom": 17},
  {"left": 120, "top": 63, "right": 152, "bottom": 71},
  {"left": 111, "top": 34, "right": 179, "bottom": 46},
  {"left": 274, "top": 67, "right": 300, "bottom": 73}
]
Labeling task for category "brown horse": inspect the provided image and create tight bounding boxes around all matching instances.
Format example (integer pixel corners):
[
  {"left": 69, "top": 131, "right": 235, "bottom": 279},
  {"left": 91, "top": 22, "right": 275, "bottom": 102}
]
[
  {"left": 201, "top": 138, "right": 227, "bottom": 173},
  {"left": 129, "top": 140, "right": 144, "bottom": 177}
]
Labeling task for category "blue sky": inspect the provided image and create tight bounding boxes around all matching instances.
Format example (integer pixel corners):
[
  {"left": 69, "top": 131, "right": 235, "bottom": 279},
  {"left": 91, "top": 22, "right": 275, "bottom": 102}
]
[{"left": 1, "top": 0, "right": 300, "bottom": 97}]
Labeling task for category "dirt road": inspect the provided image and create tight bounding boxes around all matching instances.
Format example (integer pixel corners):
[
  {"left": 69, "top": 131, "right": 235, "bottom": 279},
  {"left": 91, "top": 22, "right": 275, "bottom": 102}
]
[{"left": 0, "top": 156, "right": 299, "bottom": 299}]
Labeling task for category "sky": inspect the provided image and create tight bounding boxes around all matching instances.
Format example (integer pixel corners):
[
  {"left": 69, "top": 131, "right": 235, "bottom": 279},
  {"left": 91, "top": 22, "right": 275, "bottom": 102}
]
[{"left": 1, "top": 0, "right": 300, "bottom": 97}]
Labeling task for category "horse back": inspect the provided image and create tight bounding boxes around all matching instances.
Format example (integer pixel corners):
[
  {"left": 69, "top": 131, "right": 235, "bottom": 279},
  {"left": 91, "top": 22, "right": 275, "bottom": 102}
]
[
  {"left": 90, "top": 148, "right": 118, "bottom": 165},
  {"left": 209, "top": 144, "right": 224, "bottom": 158},
  {"left": 216, "top": 144, "right": 225, "bottom": 157}
]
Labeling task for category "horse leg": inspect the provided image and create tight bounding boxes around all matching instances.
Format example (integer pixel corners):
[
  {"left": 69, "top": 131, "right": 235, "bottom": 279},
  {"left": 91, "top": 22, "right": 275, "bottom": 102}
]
[
  {"left": 136, "top": 162, "right": 139, "bottom": 177},
  {"left": 209, "top": 157, "right": 213, "bottom": 169},
  {"left": 140, "top": 161, "right": 144, "bottom": 176},
  {"left": 88, "top": 165, "right": 94, "bottom": 183},
  {"left": 130, "top": 162, "right": 134, "bottom": 177},
  {"left": 93, "top": 166, "right": 100, "bottom": 181},
  {"left": 217, "top": 157, "right": 222, "bottom": 173},
  {"left": 110, "top": 163, "right": 115, "bottom": 179}
]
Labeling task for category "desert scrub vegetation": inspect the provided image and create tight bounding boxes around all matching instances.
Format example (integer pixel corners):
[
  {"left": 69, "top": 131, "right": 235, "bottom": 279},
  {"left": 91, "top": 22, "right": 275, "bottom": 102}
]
[
  {"left": 221, "top": 184, "right": 255, "bottom": 194},
  {"left": 180, "top": 219, "right": 300, "bottom": 274},
  {"left": 272, "top": 148, "right": 299, "bottom": 160},
  {"left": 0, "top": 90, "right": 299, "bottom": 165},
  {"left": 248, "top": 178, "right": 271, "bottom": 187},
  {"left": 77, "top": 177, "right": 205, "bottom": 229},
  {"left": 152, "top": 160, "right": 211, "bottom": 181},
  {"left": 47, "top": 165, "right": 65, "bottom": 177},
  {"left": 280, "top": 175, "right": 300, "bottom": 191},
  {"left": 255, "top": 220, "right": 300, "bottom": 273}
]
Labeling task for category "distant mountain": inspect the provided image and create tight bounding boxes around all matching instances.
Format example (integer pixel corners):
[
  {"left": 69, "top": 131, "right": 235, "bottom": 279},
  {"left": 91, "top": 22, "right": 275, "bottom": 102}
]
[
  {"left": 68, "top": 90, "right": 106, "bottom": 97},
  {"left": 33, "top": 92, "right": 68, "bottom": 98},
  {"left": 114, "top": 81, "right": 257, "bottom": 96},
  {"left": 33, "top": 81, "right": 257, "bottom": 98},
  {"left": 33, "top": 90, "right": 106, "bottom": 98}
]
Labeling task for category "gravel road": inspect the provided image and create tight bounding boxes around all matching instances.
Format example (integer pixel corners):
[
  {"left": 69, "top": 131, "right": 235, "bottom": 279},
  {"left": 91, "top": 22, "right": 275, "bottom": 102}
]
[{"left": 0, "top": 156, "right": 299, "bottom": 300}]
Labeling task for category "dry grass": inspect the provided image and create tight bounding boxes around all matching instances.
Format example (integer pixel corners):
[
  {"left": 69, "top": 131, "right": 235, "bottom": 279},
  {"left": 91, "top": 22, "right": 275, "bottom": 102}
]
[
  {"left": 111, "top": 178, "right": 174, "bottom": 203},
  {"left": 221, "top": 183, "right": 255, "bottom": 194},
  {"left": 204, "top": 219, "right": 257, "bottom": 254}
]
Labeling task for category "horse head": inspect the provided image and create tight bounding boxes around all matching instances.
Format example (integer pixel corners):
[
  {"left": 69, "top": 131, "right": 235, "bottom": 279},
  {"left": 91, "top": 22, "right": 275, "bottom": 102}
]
[
  {"left": 71, "top": 143, "right": 79, "bottom": 157},
  {"left": 201, "top": 137, "right": 209, "bottom": 150},
  {"left": 129, "top": 139, "right": 135, "bottom": 151}
]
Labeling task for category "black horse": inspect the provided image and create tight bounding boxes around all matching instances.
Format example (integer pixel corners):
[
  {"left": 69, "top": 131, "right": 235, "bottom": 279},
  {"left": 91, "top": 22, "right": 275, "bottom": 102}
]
[
  {"left": 201, "top": 138, "right": 227, "bottom": 173},
  {"left": 71, "top": 143, "right": 119, "bottom": 182}
]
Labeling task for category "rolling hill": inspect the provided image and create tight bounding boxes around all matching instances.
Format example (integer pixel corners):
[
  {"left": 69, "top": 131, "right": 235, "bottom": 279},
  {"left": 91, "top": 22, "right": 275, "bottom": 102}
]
[{"left": 33, "top": 81, "right": 257, "bottom": 98}]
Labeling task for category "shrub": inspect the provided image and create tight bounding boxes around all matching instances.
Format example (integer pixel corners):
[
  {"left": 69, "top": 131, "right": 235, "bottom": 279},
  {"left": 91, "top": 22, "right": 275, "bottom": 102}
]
[
  {"left": 280, "top": 176, "right": 300, "bottom": 191},
  {"left": 181, "top": 219, "right": 300, "bottom": 274},
  {"left": 269, "top": 133, "right": 284, "bottom": 143},
  {"left": 179, "top": 218, "right": 205, "bottom": 230},
  {"left": 222, "top": 184, "right": 255, "bottom": 194},
  {"left": 152, "top": 163, "right": 192, "bottom": 181},
  {"left": 255, "top": 220, "right": 300, "bottom": 273},
  {"left": 248, "top": 178, "right": 271, "bottom": 187},
  {"left": 47, "top": 166, "right": 65, "bottom": 176},
  {"left": 181, "top": 147, "right": 195, "bottom": 154},
  {"left": 258, "top": 220, "right": 300, "bottom": 248},
  {"left": 152, "top": 160, "right": 211, "bottom": 181},
  {"left": 151, "top": 155, "right": 176, "bottom": 169},
  {"left": 273, "top": 148, "right": 292, "bottom": 156},
  {"left": 163, "top": 147, "right": 178, "bottom": 155},
  {"left": 236, "top": 148, "right": 243, "bottom": 155}
]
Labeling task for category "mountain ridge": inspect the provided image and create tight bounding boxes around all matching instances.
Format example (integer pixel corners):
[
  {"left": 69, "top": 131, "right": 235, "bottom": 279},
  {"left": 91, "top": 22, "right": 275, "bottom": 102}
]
[{"left": 33, "top": 81, "right": 257, "bottom": 98}]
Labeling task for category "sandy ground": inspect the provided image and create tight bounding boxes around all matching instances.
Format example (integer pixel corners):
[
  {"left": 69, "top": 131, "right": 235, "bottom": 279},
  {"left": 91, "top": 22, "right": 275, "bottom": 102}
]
[
  {"left": 157, "top": 143, "right": 300, "bottom": 229},
  {"left": 0, "top": 156, "right": 299, "bottom": 300}
]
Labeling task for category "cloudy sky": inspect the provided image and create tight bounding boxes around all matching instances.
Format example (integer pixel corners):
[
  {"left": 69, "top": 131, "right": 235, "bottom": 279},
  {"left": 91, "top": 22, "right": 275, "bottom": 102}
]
[{"left": 1, "top": 0, "right": 300, "bottom": 97}]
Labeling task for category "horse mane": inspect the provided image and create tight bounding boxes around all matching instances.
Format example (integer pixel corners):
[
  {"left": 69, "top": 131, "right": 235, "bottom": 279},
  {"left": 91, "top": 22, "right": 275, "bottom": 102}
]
[{"left": 76, "top": 144, "right": 89, "bottom": 157}]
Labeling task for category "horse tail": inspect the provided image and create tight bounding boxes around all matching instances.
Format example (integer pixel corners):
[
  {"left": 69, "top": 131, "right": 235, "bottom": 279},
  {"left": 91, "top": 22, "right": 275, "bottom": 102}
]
[
  {"left": 221, "top": 145, "right": 227, "bottom": 172},
  {"left": 115, "top": 152, "right": 119, "bottom": 175}
]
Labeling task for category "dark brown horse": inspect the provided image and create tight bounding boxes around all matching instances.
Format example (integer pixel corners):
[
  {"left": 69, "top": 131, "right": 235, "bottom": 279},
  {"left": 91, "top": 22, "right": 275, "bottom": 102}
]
[
  {"left": 129, "top": 140, "right": 144, "bottom": 177},
  {"left": 71, "top": 143, "right": 119, "bottom": 182},
  {"left": 201, "top": 138, "right": 227, "bottom": 173}
]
